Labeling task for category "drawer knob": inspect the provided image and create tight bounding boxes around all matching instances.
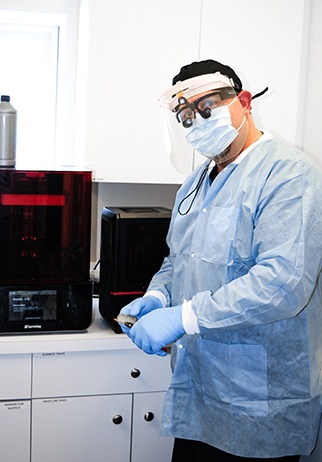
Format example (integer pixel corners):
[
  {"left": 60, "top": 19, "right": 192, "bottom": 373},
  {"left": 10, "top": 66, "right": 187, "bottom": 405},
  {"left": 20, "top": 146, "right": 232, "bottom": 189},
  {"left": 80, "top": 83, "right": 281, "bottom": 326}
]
[
  {"left": 144, "top": 412, "right": 155, "bottom": 422},
  {"left": 131, "top": 368, "right": 141, "bottom": 378},
  {"left": 112, "top": 415, "right": 123, "bottom": 425}
]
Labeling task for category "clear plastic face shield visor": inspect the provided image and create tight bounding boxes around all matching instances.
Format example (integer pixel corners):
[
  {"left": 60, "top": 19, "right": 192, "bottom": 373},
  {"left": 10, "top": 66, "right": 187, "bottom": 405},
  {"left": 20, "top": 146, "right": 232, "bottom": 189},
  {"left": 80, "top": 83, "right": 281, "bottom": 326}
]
[{"left": 158, "top": 72, "right": 237, "bottom": 174}]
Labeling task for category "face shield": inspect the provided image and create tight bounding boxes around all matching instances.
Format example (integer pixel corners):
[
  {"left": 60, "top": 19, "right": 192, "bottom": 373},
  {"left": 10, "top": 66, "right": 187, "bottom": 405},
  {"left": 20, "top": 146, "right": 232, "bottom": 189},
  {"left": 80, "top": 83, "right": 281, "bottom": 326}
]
[{"left": 159, "top": 72, "right": 237, "bottom": 174}]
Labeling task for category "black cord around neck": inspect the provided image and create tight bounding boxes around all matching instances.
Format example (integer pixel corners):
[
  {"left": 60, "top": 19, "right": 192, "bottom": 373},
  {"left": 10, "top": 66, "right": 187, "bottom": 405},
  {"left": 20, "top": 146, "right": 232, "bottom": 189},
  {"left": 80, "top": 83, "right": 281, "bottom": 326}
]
[{"left": 178, "top": 162, "right": 211, "bottom": 216}]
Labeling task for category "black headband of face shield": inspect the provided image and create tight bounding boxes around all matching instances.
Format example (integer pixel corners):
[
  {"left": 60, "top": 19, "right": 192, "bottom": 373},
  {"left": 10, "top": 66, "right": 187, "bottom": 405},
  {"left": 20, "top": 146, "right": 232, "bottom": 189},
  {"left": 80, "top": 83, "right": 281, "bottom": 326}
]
[
  {"left": 172, "top": 60, "right": 268, "bottom": 106},
  {"left": 172, "top": 60, "right": 243, "bottom": 92}
]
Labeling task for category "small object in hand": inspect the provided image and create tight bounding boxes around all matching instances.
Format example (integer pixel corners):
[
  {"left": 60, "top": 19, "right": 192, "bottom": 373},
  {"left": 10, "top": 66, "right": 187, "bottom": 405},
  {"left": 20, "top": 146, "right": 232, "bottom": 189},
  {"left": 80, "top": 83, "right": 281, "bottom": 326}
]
[{"left": 114, "top": 313, "right": 138, "bottom": 328}]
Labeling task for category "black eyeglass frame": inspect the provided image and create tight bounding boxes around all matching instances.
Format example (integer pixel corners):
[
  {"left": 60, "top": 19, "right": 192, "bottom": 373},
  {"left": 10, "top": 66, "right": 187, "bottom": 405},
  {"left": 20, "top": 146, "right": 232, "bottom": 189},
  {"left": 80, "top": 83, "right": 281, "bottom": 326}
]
[{"left": 175, "top": 86, "right": 237, "bottom": 127}]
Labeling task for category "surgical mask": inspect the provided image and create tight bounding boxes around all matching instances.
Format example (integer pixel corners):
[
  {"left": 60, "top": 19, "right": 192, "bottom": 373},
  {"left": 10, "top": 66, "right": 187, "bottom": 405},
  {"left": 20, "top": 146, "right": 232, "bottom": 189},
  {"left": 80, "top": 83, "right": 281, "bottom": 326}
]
[{"left": 184, "top": 98, "right": 245, "bottom": 160}]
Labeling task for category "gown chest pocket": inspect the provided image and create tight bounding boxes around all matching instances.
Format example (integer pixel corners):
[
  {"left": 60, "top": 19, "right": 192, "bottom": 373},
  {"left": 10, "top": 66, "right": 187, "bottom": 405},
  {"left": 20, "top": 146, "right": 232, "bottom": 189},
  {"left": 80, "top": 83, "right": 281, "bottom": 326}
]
[{"left": 195, "top": 206, "right": 239, "bottom": 264}]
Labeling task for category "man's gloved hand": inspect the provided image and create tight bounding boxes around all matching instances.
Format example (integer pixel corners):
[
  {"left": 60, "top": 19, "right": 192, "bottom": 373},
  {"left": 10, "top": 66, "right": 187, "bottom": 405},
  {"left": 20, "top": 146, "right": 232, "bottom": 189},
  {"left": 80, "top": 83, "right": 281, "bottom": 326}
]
[
  {"left": 129, "top": 305, "right": 185, "bottom": 356},
  {"left": 118, "top": 295, "right": 162, "bottom": 334}
]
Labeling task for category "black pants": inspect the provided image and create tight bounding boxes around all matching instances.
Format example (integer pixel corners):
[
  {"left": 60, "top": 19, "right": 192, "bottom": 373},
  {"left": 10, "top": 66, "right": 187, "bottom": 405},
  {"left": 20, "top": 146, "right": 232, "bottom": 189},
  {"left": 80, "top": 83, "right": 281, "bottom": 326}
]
[{"left": 171, "top": 438, "right": 301, "bottom": 462}]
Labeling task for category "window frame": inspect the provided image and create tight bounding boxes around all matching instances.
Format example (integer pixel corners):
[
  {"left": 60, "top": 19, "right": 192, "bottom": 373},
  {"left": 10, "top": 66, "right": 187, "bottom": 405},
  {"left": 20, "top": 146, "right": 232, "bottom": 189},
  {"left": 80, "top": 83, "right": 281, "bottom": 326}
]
[{"left": 0, "top": 1, "right": 87, "bottom": 168}]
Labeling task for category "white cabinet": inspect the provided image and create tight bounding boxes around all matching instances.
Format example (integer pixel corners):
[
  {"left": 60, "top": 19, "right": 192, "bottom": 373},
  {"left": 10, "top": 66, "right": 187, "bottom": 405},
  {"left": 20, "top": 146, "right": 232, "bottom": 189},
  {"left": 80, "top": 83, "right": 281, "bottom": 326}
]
[
  {"left": 199, "top": 0, "right": 308, "bottom": 150},
  {"left": 0, "top": 354, "right": 31, "bottom": 462},
  {"left": 83, "top": 0, "right": 309, "bottom": 184},
  {"left": 31, "top": 349, "right": 173, "bottom": 462},
  {"left": 0, "top": 354, "right": 31, "bottom": 400},
  {"left": 32, "top": 349, "right": 171, "bottom": 397},
  {"left": 0, "top": 400, "right": 30, "bottom": 462},
  {"left": 84, "top": 0, "right": 200, "bottom": 184},
  {"left": 32, "top": 391, "right": 173, "bottom": 462},
  {"left": 0, "top": 304, "right": 173, "bottom": 462},
  {"left": 132, "top": 391, "right": 173, "bottom": 462},
  {"left": 32, "top": 394, "right": 132, "bottom": 462}
]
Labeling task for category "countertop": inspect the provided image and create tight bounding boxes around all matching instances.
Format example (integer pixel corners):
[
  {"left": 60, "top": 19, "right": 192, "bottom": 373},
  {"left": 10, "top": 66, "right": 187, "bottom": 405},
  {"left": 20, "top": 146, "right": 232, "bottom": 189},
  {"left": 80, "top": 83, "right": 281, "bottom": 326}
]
[{"left": 0, "top": 298, "right": 135, "bottom": 355}]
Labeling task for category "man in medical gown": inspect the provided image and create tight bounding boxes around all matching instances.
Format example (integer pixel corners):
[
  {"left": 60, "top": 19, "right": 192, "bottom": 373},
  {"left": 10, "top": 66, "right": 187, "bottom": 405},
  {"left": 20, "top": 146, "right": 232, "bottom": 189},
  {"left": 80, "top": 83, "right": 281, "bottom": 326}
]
[{"left": 119, "top": 60, "right": 322, "bottom": 462}]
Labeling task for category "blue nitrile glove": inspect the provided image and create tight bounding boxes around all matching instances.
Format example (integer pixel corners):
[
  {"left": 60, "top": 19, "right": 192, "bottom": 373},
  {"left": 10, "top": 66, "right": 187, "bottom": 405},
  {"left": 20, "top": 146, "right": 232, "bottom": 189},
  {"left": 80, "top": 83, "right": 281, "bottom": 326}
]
[
  {"left": 118, "top": 295, "right": 162, "bottom": 334},
  {"left": 129, "top": 305, "right": 185, "bottom": 356}
]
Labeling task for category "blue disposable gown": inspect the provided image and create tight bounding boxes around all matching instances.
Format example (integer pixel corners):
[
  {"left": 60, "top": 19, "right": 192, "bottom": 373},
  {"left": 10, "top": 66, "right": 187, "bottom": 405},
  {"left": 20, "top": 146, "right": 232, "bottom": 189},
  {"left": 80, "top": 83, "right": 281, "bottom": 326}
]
[{"left": 147, "top": 136, "right": 322, "bottom": 458}]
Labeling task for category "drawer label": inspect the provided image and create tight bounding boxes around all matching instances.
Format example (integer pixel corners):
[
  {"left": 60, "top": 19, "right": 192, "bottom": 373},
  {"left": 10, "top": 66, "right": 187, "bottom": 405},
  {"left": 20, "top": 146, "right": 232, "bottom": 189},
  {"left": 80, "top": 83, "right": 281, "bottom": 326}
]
[
  {"left": 40, "top": 352, "right": 67, "bottom": 356},
  {"left": 1, "top": 401, "right": 28, "bottom": 411},
  {"left": 42, "top": 398, "right": 68, "bottom": 404}
]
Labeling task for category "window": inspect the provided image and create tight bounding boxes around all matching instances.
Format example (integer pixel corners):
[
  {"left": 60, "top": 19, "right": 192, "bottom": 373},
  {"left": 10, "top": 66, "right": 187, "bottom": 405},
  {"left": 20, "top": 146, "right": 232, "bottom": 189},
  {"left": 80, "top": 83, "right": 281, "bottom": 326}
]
[{"left": 0, "top": 0, "right": 87, "bottom": 168}]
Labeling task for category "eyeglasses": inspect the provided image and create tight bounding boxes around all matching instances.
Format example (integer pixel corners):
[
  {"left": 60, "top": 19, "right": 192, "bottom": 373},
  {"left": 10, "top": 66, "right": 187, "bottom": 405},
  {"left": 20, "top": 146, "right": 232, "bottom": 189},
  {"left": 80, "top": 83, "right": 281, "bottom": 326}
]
[{"left": 175, "top": 87, "right": 236, "bottom": 128}]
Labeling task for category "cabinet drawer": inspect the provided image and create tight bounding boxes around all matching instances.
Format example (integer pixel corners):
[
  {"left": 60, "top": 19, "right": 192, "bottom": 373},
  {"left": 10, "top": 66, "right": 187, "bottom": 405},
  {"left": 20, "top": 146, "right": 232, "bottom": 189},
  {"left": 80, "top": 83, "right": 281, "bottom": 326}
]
[
  {"left": 0, "top": 354, "right": 31, "bottom": 399},
  {"left": 0, "top": 400, "right": 30, "bottom": 462},
  {"left": 32, "top": 349, "right": 172, "bottom": 398}
]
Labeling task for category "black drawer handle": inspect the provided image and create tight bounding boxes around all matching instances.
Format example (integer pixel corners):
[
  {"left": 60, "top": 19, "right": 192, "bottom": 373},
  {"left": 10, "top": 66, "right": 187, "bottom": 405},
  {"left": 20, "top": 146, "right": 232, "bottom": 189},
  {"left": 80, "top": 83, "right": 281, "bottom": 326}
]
[
  {"left": 131, "top": 368, "right": 141, "bottom": 378},
  {"left": 112, "top": 415, "right": 123, "bottom": 425},
  {"left": 144, "top": 412, "right": 155, "bottom": 422}
]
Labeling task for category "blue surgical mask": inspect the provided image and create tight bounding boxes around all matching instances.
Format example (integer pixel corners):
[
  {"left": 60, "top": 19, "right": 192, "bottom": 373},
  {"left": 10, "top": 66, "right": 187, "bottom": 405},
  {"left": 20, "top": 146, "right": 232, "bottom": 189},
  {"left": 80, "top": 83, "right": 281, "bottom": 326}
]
[{"left": 184, "top": 98, "right": 245, "bottom": 160}]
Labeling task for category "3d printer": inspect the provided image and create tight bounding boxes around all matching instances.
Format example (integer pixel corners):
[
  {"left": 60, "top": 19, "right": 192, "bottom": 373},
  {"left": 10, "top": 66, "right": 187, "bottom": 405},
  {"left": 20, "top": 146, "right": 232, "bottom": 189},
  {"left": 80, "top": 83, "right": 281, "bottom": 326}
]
[{"left": 0, "top": 169, "right": 92, "bottom": 333}]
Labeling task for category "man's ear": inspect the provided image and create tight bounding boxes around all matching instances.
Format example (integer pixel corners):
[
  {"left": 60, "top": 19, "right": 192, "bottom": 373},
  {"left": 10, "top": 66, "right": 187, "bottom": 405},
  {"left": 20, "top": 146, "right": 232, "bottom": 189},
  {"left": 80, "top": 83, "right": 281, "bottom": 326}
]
[{"left": 238, "top": 90, "right": 252, "bottom": 113}]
